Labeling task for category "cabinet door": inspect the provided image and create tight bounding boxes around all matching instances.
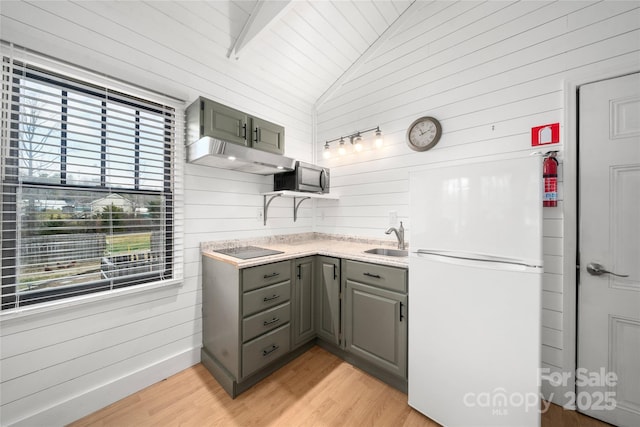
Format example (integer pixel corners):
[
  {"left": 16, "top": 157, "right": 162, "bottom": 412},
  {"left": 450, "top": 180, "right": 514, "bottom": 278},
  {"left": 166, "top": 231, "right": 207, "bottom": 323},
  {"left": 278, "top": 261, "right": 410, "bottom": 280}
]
[
  {"left": 202, "top": 99, "right": 248, "bottom": 146},
  {"left": 250, "top": 117, "right": 284, "bottom": 154},
  {"left": 292, "top": 257, "right": 315, "bottom": 347},
  {"left": 315, "top": 256, "right": 340, "bottom": 345},
  {"left": 345, "top": 280, "right": 407, "bottom": 378}
]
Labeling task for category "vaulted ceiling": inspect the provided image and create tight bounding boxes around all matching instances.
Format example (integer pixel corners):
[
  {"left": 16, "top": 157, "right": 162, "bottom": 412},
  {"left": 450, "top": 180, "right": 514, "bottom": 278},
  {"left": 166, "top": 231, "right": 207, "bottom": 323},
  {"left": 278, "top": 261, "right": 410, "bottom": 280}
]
[
  {"left": 221, "top": 0, "right": 414, "bottom": 106},
  {"left": 0, "top": 0, "right": 414, "bottom": 108}
]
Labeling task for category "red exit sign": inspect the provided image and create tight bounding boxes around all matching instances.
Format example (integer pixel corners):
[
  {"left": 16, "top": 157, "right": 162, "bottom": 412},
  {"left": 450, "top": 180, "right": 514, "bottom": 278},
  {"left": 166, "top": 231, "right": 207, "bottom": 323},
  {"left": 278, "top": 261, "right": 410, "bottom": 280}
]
[{"left": 531, "top": 123, "right": 560, "bottom": 146}]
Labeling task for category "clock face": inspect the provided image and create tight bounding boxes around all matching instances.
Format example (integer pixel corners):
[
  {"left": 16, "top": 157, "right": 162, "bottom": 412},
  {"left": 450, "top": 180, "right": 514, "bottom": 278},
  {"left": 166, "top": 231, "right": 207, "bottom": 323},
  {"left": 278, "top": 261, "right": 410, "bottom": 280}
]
[{"left": 406, "top": 116, "right": 442, "bottom": 151}]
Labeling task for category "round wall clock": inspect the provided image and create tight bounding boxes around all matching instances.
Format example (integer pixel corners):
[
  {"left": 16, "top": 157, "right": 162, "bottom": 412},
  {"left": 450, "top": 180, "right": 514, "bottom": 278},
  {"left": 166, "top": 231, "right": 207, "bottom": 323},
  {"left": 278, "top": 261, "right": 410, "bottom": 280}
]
[{"left": 406, "top": 116, "right": 442, "bottom": 151}]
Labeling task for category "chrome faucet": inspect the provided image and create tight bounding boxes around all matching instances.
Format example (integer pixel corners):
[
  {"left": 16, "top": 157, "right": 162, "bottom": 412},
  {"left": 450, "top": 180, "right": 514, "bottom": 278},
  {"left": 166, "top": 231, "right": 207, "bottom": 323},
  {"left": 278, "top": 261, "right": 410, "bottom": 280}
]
[{"left": 385, "top": 221, "right": 405, "bottom": 250}]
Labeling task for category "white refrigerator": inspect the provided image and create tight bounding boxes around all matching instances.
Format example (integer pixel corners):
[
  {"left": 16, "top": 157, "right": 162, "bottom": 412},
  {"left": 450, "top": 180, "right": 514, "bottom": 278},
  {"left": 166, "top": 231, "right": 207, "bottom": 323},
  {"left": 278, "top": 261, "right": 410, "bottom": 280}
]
[{"left": 408, "top": 155, "right": 543, "bottom": 427}]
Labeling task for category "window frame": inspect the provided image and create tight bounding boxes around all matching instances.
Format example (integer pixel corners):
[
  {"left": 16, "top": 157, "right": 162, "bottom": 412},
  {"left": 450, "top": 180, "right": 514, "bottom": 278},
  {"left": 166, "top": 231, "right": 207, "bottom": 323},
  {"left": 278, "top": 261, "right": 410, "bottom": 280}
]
[{"left": 1, "top": 60, "right": 178, "bottom": 311}]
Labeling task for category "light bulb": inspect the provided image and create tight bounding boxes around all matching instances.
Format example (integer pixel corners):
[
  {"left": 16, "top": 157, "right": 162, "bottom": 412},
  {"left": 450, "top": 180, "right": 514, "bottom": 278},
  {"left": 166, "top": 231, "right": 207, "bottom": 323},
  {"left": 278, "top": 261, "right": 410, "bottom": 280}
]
[
  {"left": 354, "top": 135, "right": 363, "bottom": 152},
  {"left": 322, "top": 142, "right": 331, "bottom": 159},
  {"left": 338, "top": 138, "right": 346, "bottom": 155},
  {"left": 375, "top": 130, "right": 383, "bottom": 148}
]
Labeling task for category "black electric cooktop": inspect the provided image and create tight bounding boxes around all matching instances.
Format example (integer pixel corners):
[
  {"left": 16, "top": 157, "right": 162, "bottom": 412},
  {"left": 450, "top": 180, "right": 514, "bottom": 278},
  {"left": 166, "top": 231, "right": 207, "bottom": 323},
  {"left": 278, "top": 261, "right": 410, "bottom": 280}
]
[{"left": 212, "top": 245, "right": 284, "bottom": 260}]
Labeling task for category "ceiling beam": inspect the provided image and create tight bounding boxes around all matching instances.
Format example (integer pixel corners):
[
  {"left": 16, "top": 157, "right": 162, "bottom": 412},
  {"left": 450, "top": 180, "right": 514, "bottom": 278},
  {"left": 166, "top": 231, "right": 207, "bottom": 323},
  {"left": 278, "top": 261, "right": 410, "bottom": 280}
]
[
  {"left": 314, "top": 0, "right": 419, "bottom": 110},
  {"left": 227, "top": 0, "right": 293, "bottom": 60}
]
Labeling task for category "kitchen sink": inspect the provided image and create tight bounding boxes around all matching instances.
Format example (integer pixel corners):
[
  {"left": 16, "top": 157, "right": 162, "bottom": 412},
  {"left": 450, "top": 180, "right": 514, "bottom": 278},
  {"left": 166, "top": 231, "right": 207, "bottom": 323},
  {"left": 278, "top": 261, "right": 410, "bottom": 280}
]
[{"left": 364, "top": 248, "right": 408, "bottom": 257}]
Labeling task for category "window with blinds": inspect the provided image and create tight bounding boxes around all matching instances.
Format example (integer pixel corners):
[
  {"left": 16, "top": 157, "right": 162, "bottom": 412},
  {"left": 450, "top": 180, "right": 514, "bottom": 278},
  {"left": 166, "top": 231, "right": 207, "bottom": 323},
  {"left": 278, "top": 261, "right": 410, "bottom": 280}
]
[{"left": 1, "top": 58, "right": 177, "bottom": 310}]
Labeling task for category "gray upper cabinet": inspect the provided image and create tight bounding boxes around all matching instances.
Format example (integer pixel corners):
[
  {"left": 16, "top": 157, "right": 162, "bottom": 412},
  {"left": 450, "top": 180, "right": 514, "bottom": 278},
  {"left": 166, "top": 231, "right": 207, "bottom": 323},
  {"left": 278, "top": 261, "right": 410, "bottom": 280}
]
[
  {"left": 315, "top": 256, "right": 341, "bottom": 346},
  {"left": 202, "top": 99, "right": 249, "bottom": 146},
  {"left": 186, "top": 97, "right": 248, "bottom": 146},
  {"left": 292, "top": 257, "right": 316, "bottom": 348},
  {"left": 186, "top": 97, "right": 285, "bottom": 154},
  {"left": 344, "top": 260, "right": 408, "bottom": 379},
  {"left": 251, "top": 116, "right": 285, "bottom": 154}
]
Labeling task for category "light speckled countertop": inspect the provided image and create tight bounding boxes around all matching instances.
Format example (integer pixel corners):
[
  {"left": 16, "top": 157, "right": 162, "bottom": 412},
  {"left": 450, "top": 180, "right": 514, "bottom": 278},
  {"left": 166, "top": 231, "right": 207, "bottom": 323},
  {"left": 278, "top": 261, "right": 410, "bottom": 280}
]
[{"left": 201, "top": 233, "right": 408, "bottom": 269}]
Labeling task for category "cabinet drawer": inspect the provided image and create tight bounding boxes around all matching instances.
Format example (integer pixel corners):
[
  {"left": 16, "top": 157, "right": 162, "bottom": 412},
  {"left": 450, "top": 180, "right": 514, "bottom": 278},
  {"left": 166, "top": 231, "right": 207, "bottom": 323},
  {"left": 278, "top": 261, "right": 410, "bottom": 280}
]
[
  {"left": 242, "top": 302, "right": 291, "bottom": 342},
  {"left": 242, "top": 323, "right": 290, "bottom": 378},
  {"left": 243, "top": 280, "right": 291, "bottom": 316},
  {"left": 242, "top": 261, "right": 291, "bottom": 292},
  {"left": 345, "top": 260, "right": 407, "bottom": 293}
]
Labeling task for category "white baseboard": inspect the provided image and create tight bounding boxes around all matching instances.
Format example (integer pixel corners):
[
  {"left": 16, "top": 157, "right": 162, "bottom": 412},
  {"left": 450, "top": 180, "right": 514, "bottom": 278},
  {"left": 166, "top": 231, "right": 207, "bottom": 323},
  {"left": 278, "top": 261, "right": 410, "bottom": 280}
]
[{"left": 9, "top": 347, "right": 201, "bottom": 427}]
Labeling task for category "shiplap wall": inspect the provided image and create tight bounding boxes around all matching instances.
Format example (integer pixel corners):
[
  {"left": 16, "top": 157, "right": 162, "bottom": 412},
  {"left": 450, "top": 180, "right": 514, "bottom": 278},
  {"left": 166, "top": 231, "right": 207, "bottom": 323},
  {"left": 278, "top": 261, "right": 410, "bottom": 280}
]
[
  {"left": 0, "top": 2, "right": 313, "bottom": 426},
  {"left": 315, "top": 0, "right": 640, "bottom": 404},
  {"left": 1, "top": 0, "right": 639, "bottom": 423}
]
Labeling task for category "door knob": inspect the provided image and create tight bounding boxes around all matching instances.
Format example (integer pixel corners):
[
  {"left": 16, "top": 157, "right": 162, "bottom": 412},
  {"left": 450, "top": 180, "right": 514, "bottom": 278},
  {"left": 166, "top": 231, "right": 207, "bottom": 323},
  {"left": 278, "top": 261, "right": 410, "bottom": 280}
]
[{"left": 586, "top": 262, "right": 629, "bottom": 277}]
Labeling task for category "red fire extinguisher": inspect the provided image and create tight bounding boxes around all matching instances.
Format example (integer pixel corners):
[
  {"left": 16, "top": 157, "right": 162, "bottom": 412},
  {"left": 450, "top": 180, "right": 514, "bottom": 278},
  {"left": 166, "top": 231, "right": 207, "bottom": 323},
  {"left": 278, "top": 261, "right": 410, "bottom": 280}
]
[{"left": 543, "top": 151, "right": 559, "bottom": 207}]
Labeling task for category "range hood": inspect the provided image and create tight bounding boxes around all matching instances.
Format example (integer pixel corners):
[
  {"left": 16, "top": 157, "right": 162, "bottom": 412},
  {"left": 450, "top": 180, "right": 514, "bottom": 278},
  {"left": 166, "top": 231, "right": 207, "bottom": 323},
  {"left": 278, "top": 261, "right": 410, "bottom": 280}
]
[{"left": 187, "top": 136, "right": 295, "bottom": 175}]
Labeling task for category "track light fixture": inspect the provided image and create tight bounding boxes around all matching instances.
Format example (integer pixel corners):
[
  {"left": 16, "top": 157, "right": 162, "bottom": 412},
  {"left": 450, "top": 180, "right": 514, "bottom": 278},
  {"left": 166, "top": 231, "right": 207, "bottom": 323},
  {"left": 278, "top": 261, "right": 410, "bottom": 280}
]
[{"left": 324, "top": 126, "right": 383, "bottom": 157}]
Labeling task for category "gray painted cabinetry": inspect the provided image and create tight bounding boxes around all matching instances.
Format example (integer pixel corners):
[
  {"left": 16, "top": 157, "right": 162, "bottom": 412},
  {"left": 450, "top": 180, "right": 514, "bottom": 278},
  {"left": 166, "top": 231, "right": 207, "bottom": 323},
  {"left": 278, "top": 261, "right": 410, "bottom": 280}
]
[
  {"left": 201, "top": 257, "right": 297, "bottom": 397},
  {"left": 187, "top": 97, "right": 285, "bottom": 154},
  {"left": 315, "top": 256, "right": 341, "bottom": 346},
  {"left": 201, "top": 253, "right": 407, "bottom": 397},
  {"left": 251, "top": 116, "right": 285, "bottom": 154},
  {"left": 201, "top": 99, "right": 248, "bottom": 146},
  {"left": 292, "top": 257, "right": 315, "bottom": 347},
  {"left": 344, "top": 260, "right": 408, "bottom": 379}
]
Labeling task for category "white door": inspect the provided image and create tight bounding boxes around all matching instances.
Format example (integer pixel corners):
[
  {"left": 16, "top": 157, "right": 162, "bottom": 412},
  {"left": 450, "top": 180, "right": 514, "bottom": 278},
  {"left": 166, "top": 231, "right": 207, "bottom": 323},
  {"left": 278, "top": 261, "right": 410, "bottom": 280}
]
[{"left": 578, "top": 72, "right": 640, "bottom": 426}]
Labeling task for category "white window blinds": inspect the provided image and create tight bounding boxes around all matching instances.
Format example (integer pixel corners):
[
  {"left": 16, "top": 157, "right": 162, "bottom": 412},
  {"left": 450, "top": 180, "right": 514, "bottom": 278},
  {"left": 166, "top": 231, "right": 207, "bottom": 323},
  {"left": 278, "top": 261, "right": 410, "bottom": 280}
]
[{"left": 1, "top": 49, "right": 183, "bottom": 310}]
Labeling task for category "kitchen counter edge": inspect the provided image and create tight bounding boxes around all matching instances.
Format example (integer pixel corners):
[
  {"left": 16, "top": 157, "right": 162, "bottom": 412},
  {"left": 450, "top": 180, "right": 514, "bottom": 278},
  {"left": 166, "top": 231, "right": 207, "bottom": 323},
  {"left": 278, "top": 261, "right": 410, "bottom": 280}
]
[{"left": 201, "top": 241, "right": 408, "bottom": 269}]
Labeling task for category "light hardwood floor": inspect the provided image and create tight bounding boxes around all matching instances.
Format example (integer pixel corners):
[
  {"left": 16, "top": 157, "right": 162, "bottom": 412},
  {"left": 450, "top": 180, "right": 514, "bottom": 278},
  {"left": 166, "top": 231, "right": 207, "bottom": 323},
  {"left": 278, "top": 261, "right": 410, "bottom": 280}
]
[{"left": 69, "top": 346, "right": 611, "bottom": 427}]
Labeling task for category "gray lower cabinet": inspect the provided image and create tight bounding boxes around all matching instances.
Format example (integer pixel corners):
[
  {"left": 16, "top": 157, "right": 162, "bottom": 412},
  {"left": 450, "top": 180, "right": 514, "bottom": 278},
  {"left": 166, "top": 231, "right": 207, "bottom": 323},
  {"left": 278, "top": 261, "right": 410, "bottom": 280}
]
[
  {"left": 201, "top": 257, "right": 293, "bottom": 397},
  {"left": 202, "top": 254, "right": 407, "bottom": 397},
  {"left": 344, "top": 260, "right": 408, "bottom": 379},
  {"left": 315, "top": 256, "right": 341, "bottom": 346},
  {"left": 292, "top": 257, "right": 315, "bottom": 348},
  {"left": 240, "top": 262, "right": 292, "bottom": 379}
]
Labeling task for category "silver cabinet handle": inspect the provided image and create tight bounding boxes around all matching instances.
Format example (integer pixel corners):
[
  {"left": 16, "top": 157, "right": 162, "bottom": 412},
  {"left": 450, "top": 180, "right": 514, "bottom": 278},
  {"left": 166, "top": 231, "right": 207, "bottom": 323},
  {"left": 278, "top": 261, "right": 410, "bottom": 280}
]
[
  {"left": 263, "top": 317, "right": 280, "bottom": 326},
  {"left": 263, "top": 294, "right": 280, "bottom": 302},
  {"left": 586, "top": 262, "right": 629, "bottom": 278},
  {"left": 262, "top": 344, "right": 279, "bottom": 356}
]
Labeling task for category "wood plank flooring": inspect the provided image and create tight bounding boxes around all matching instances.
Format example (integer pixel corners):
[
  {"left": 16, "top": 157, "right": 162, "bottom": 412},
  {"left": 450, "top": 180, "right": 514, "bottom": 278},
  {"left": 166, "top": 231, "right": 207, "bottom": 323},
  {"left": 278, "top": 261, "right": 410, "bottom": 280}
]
[{"left": 68, "top": 346, "right": 611, "bottom": 427}]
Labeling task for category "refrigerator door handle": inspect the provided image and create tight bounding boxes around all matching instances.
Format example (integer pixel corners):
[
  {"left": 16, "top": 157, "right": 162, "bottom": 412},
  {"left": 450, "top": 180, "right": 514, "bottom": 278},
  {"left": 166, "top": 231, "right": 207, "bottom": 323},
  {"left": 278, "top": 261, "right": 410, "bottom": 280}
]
[{"left": 415, "top": 249, "right": 541, "bottom": 269}]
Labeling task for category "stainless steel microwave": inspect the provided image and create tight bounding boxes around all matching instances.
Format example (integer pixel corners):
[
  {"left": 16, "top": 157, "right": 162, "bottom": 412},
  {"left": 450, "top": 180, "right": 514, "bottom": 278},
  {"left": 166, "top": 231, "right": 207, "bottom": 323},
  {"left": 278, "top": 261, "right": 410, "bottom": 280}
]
[{"left": 273, "top": 161, "right": 330, "bottom": 193}]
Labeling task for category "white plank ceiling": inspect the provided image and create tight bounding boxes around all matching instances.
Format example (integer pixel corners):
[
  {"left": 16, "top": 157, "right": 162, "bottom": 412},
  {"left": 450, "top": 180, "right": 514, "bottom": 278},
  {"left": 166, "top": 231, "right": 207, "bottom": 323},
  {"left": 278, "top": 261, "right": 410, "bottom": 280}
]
[
  {"left": 228, "top": 0, "right": 414, "bottom": 104},
  {"left": 0, "top": 0, "right": 414, "bottom": 107}
]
